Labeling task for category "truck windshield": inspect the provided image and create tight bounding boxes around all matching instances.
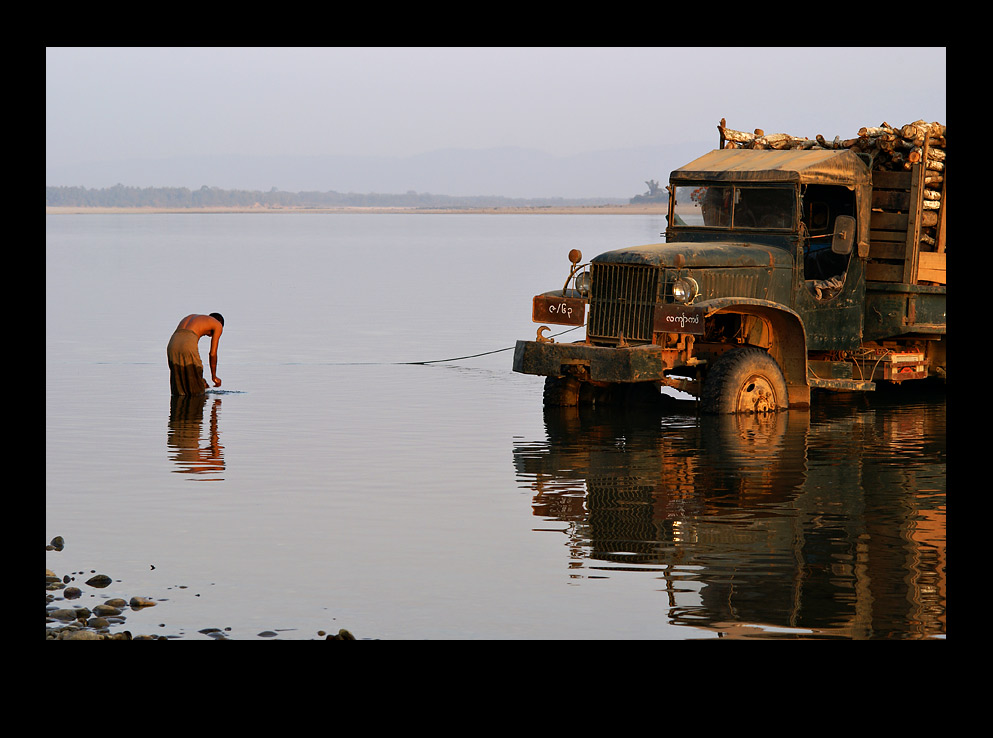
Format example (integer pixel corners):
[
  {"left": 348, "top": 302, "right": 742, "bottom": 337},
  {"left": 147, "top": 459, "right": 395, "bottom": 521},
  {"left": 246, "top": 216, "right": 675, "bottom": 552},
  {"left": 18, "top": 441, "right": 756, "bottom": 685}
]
[{"left": 672, "top": 185, "right": 795, "bottom": 230}]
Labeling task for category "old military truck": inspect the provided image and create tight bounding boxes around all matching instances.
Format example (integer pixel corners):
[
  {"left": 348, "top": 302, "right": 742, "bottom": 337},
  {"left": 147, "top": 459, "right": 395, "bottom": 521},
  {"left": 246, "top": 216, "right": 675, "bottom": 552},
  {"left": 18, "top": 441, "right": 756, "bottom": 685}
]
[{"left": 513, "top": 147, "right": 946, "bottom": 413}]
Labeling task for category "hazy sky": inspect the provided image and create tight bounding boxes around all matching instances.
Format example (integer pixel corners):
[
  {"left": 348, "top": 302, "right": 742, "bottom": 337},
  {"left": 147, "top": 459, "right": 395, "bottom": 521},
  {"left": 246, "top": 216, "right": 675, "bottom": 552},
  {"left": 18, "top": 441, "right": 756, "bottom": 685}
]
[{"left": 47, "top": 47, "right": 946, "bottom": 169}]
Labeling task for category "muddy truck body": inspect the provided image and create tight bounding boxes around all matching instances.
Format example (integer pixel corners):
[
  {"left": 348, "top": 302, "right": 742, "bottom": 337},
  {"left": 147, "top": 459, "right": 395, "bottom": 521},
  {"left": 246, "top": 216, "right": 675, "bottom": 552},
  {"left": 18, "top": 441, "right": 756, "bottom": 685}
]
[{"left": 513, "top": 145, "right": 946, "bottom": 413}]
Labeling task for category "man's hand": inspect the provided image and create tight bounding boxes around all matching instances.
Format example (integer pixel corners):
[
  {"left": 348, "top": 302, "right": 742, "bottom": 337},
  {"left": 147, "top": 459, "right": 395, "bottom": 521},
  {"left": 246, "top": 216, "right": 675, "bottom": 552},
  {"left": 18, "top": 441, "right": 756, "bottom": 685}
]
[{"left": 212, "top": 376, "right": 222, "bottom": 388}]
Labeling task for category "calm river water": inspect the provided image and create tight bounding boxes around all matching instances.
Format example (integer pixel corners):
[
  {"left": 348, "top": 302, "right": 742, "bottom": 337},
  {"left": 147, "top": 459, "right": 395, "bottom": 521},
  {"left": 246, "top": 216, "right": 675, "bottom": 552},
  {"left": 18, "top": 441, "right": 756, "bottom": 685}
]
[{"left": 46, "top": 213, "right": 946, "bottom": 639}]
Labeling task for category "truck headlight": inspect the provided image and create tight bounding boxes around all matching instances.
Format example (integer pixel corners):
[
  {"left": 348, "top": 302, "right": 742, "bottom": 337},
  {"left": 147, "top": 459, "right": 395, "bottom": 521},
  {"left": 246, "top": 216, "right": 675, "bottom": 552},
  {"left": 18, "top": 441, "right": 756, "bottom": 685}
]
[
  {"left": 574, "top": 270, "right": 591, "bottom": 297},
  {"left": 672, "top": 276, "right": 699, "bottom": 304}
]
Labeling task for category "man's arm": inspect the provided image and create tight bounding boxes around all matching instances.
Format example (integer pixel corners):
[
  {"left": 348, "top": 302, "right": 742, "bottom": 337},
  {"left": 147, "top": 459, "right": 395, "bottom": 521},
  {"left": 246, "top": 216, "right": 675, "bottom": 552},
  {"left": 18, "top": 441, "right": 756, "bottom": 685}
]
[{"left": 208, "top": 323, "right": 223, "bottom": 387}]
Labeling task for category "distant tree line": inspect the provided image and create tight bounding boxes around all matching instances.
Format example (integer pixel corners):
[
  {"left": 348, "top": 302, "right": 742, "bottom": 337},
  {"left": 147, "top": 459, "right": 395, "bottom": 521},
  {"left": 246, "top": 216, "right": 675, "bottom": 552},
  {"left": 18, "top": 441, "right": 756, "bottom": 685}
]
[{"left": 46, "top": 184, "right": 625, "bottom": 209}]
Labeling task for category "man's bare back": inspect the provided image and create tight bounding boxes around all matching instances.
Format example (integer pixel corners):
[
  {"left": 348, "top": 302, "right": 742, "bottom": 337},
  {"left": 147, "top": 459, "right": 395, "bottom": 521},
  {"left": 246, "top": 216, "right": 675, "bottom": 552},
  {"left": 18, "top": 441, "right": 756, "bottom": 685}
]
[{"left": 176, "top": 314, "right": 221, "bottom": 337}]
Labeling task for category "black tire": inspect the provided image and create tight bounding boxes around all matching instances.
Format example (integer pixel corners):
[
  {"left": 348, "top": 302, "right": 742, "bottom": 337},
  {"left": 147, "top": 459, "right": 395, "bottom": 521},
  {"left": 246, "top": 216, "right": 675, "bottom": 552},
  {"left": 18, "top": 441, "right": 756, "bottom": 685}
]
[
  {"left": 543, "top": 377, "right": 665, "bottom": 409},
  {"left": 543, "top": 377, "right": 629, "bottom": 407},
  {"left": 700, "top": 346, "right": 788, "bottom": 414},
  {"left": 621, "top": 381, "right": 662, "bottom": 408},
  {"left": 543, "top": 376, "right": 581, "bottom": 407}
]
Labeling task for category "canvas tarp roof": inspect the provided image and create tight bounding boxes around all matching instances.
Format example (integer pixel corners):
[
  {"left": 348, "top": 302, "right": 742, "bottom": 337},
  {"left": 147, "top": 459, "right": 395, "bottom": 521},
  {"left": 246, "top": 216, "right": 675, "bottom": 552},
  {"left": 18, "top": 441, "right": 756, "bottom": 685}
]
[{"left": 670, "top": 148, "right": 872, "bottom": 187}]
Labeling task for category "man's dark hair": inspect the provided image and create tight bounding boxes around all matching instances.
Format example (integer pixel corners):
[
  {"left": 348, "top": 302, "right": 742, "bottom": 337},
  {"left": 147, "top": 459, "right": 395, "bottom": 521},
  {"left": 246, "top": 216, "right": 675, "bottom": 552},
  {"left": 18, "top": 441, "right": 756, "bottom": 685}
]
[{"left": 210, "top": 312, "right": 225, "bottom": 327}]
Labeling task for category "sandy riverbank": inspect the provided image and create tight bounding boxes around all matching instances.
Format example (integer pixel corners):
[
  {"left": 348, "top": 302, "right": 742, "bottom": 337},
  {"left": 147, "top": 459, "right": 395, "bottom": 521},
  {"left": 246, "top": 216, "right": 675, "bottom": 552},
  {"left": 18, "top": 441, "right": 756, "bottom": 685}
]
[{"left": 46, "top": 204, "right": 670, "bottom": 216}]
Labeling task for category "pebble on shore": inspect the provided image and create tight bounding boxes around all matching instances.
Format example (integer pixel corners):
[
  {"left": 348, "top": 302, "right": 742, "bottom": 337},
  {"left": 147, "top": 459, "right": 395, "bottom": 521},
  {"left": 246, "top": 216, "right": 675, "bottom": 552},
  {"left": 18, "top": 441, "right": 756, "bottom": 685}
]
[{"left": 46, "top": 536, "right": 356, "bottom": 640}]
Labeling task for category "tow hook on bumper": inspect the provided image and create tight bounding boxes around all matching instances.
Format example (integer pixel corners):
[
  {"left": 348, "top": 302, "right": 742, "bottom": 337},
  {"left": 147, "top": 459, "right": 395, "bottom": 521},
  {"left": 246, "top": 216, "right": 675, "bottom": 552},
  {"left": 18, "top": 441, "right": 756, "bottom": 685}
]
[{"left": 536, "top": 326, "right": 555, "bottom": 343}]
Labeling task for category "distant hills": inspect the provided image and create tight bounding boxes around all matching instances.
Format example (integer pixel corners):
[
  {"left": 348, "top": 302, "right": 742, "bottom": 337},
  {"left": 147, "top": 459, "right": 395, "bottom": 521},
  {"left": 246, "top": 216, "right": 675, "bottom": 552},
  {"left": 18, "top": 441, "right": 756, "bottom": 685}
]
[{"left": 45, "top": 142, "right": 711, "bottom": 202}]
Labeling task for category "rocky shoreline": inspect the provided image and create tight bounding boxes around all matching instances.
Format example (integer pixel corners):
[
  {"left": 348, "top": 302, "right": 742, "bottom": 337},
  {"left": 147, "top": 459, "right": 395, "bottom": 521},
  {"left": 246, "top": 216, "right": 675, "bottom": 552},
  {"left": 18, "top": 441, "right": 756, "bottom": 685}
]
[{"left": 46, "top": 536, "right": 357, "bottom": 640}]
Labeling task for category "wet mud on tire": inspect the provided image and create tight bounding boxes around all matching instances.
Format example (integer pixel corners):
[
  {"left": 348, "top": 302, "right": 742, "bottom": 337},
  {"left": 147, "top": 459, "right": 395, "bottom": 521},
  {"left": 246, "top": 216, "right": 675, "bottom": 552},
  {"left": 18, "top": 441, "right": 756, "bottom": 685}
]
[{"left": 700, "top": 346, "right": 788, "bottom": 414}]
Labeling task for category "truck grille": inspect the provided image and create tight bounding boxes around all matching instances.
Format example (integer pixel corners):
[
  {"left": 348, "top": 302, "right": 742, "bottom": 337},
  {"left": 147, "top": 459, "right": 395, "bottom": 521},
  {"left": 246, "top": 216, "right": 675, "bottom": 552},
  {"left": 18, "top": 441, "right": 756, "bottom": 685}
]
[{"left": 588, "top": 263, "right": 662, "bottom": 343}]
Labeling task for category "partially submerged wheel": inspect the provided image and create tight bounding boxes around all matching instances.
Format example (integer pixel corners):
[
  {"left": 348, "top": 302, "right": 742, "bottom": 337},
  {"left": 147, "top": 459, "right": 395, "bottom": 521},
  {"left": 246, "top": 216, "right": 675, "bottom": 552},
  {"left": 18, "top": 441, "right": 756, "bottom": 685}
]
[
  {"left": 700, "top": 346, "right": 788, "bottom": 414},
  {"left": 619, "top": 381, "right": 663, "bottom": 408},
  {"left": 542, "top": 376, "right": 614, "bottom": 407},
  {"left": 543, "top": 375, "right": 660, "bottom": 409},
  {"left": 543, "top": 375, "right": 581, "bottom": 407}
]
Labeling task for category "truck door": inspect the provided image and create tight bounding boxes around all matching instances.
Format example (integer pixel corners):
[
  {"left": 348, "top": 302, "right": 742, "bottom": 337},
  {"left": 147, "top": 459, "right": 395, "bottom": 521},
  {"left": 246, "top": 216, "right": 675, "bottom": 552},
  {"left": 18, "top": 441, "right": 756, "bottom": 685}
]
[{"left": 793, "top": 186, "right": 864, "bottom": 351}]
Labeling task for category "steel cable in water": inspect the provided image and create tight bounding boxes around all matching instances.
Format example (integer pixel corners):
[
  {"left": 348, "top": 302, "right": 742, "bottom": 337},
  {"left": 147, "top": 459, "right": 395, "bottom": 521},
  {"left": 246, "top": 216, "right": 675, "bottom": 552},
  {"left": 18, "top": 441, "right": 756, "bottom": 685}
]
[{"left": 399, "top": 324, "right": 585, "bottom": 365}]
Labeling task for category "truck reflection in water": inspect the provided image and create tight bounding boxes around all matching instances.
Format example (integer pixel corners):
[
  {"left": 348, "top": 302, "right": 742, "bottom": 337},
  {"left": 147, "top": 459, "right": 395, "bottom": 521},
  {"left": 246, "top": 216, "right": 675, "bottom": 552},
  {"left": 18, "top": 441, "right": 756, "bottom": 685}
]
[
  {"left": 167, "top": 393, "right": 225, "bottom": 480},
  {"left": 512, "top": 391, "right": 945, "bottom": 639}
]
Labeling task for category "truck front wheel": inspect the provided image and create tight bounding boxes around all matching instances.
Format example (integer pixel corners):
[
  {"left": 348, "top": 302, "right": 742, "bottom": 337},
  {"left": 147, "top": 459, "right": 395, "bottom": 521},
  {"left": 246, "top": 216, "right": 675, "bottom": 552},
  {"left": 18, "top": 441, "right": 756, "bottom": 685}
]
[
  {"left": 543, "top": 375, "right": 663, "bottom": 408},
  {"left": 543, "top": 375, "right": 581, "bottom": 406},
  {"left": 700, "top": 346, "right": 788, "bottom": 414}
]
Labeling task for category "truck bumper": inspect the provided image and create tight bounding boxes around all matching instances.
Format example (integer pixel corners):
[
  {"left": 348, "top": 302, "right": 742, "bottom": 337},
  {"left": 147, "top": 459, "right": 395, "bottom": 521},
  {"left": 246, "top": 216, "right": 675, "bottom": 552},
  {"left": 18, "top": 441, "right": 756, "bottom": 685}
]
[{"left": 513, "top": 340, "right": 673, "bottom": 383}]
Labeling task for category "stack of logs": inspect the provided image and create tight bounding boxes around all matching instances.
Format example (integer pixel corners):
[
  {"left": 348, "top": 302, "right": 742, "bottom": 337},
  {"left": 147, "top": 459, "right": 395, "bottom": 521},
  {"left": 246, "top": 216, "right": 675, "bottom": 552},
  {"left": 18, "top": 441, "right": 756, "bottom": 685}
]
[{"left": 718, "top": 118, "right": 946, "bottom": 251}]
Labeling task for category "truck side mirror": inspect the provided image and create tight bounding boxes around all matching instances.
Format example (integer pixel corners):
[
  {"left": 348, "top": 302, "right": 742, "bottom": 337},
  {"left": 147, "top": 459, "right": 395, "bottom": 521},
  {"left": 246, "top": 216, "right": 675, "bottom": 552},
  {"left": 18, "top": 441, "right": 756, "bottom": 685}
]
[{"left": 831, "top": 215, "right": 856, "bottom": 255}]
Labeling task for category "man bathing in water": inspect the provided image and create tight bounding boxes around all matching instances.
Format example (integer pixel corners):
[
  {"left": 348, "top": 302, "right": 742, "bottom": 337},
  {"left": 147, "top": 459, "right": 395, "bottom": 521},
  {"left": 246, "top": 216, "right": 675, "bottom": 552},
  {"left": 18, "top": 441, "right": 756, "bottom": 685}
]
[{"left": 167, "top": 313, "right": 224, "bottom": 395}]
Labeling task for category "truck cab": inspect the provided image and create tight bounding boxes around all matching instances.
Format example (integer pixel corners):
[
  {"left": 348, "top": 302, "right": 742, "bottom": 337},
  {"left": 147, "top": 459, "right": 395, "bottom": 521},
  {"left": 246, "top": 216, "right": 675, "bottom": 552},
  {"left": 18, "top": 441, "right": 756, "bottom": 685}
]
[{"left": 665, "top": 148, "right": 869, "bottom": 354}]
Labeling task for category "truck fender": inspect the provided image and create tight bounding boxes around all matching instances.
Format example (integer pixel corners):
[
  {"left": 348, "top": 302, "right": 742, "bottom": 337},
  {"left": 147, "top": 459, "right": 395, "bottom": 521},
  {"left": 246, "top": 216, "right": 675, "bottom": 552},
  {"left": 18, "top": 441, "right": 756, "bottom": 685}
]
[{"left": 697, "top": 297, "right": 811, "bottom": 408}]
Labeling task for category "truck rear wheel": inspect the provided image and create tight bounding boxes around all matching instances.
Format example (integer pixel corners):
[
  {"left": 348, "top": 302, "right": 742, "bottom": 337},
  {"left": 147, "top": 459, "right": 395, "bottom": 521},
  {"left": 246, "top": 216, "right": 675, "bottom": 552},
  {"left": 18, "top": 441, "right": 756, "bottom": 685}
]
[{"left": 700, "top": 346, "right": 788, "bottom": 414}]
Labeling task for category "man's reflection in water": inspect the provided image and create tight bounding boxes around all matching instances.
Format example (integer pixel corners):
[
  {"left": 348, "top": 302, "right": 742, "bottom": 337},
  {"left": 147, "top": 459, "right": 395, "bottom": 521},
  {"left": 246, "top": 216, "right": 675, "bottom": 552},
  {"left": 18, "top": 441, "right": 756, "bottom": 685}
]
[{"left": 167, "top": 393, "right": 224, "bottom": 479}]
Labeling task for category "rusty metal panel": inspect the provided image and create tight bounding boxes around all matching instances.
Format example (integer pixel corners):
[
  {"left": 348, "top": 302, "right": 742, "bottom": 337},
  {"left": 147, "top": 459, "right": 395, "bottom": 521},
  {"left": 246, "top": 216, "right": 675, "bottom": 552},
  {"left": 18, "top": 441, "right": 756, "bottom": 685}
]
[
  {"left": 863, "top": 283, "right": 946, "bottom": 341},
  {"left": 532, "top": 294, "right": 586, "bottom": 326},
  {"left": 696, "top": 269, "right": 763, "bottom": 302},
  {"left": 513, "top": 340, "right": 671, "bottom": 383},
  {"left": 807, "top": 360, "right": 853, "bottom": 379},
  {"left": 808, "top": 378, "right": 876, "bottom": 391}
]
